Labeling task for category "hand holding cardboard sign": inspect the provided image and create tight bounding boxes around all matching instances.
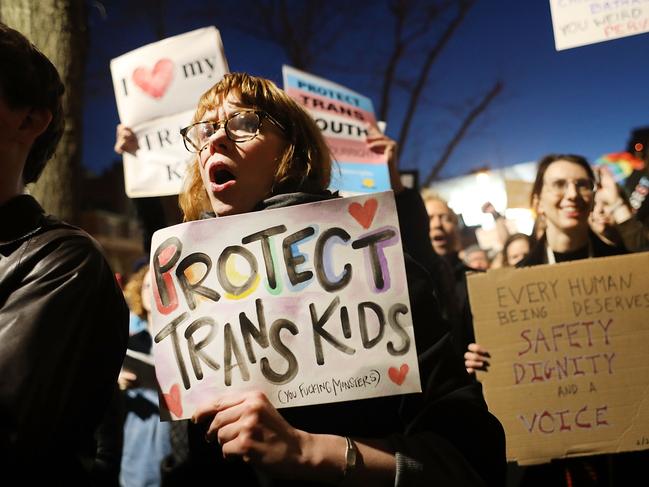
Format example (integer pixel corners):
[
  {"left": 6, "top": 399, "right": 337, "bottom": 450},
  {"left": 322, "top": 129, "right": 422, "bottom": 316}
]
[{"left": 464, "top": 343, "right": 491, "bottom": 374}]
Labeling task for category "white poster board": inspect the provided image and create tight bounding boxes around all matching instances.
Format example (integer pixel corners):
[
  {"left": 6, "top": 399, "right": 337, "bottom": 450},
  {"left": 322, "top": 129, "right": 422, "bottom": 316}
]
[
  {"left": 149, "top": 192, "right": 421, "bottom": 420},
  {"left": 110, "top": 27, "right": 229, "bottom": 197},
  {"left": 549, "top": 0, "right": 649, "bottom": 51}
]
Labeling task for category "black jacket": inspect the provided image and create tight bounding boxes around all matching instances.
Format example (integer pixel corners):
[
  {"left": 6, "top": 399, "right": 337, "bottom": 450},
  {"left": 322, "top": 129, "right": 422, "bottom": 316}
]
[{"left": 0, "top": 195, "right": 129, "bottom": 483}]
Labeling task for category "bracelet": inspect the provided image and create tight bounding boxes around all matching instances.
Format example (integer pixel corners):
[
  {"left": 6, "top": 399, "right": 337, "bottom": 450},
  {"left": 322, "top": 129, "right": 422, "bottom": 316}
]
[{"left": 343, "top": 436, "right": 357, "bottom": 480}]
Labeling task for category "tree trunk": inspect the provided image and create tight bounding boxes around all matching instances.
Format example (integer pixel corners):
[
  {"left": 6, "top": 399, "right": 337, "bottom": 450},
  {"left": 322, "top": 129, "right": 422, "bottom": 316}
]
[{"left": 0, "top": 0, "right": 87, "bottom": 223}]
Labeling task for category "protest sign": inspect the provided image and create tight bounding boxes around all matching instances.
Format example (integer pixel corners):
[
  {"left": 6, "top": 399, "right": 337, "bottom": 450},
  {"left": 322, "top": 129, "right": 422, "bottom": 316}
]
[
  {"left": 149, "top": 192, "right": 421, "bottom": 420},
  {"left": 549, "top": 0, "right": 649, "bottom": 51},
  {"left": 504, "top": 179, "right": 534, "bottom": 209},
  {"left": 467, "top": 252, "right": 649, "bottom": 465},
  {"left": 282, "top": 65, "right": 390, "bottom": 195},
  {"left": 121, "top": 109, "right": 195, "bottom": 197},
  {"left": 110, "top": 27, "right": 228, "bottom": 197}
]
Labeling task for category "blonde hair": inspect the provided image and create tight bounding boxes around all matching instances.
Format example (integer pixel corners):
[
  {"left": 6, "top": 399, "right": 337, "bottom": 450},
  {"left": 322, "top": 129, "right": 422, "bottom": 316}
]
[
  {"left": 179, "top": 73, "right": 332, "bottom": 221},
  {"left": 123, "top": 265, "right": 149, "bottom": 319},
  {"left": 421, "top": 190, "right": 459, "bottom": 224}
]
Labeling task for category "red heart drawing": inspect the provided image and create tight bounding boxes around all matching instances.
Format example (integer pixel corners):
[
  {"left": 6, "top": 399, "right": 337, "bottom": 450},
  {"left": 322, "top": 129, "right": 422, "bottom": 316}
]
[
  {"left": 388, "top": 364, "right": 409, "bottom": 386},
  {"left": 132, "top": 59, "right": 174, "bottom": 99},
  {"left": 163, "top": 383, "right": 183, "bottom": 418},
  {"left": 348, "top": 198, "right": 378, "bottom": 229}
]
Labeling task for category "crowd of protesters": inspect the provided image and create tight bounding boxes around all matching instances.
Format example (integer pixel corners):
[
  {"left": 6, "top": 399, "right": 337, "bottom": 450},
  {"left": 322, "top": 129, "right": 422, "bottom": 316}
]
[{"left": 3, "top": 21, "right": 649, "bottom": 487}]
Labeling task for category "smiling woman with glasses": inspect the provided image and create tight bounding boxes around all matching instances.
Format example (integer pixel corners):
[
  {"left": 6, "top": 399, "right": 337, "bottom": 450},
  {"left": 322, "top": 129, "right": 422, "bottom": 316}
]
[{"left": 521, "top": 153, "right": 626, "bottom": 264}]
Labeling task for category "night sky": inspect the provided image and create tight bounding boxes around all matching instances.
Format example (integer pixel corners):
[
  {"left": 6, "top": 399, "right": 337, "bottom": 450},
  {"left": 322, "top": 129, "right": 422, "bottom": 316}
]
[{"left": 83, "top": 0, "right": 649, "bottom": 182}]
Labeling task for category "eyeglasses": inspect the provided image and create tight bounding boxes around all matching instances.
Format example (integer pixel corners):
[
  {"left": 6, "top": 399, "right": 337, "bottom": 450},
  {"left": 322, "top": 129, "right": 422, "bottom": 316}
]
[
  {"left": 543, "top": 178, "right": 596, "bottom": 197},
  {"left": 180, "top": 110, "right": 286, "bottom": 153}
]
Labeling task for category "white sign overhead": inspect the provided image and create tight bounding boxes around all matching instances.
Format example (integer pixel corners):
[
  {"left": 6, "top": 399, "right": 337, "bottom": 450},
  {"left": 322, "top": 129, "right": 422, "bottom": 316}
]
[
  {"left": 549, "top": 0, "right": 649, "bottom": 51},
  {"left": 110, "top": 27, "right": 229, "bottom": 197}
]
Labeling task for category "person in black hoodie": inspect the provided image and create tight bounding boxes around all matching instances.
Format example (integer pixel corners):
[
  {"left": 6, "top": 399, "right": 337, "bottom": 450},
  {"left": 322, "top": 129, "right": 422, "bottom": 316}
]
[{"left": 148, "top": 72, "right": 506, "bottom": 487}]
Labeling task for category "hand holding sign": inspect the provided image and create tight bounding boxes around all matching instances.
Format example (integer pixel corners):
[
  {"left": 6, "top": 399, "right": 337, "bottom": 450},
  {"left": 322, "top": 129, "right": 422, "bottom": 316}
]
[
  {"left": 114, "top": 124, "right": 139, "bottom": 155},
  {"left": 464, "top": 343, "right": 491, "bottom": 374},
  {"left": 194, "top": 391, "right": 311, "bottom": 475},
  {"left": 365, "top": 126, "right": 403, "bottom": 194}
]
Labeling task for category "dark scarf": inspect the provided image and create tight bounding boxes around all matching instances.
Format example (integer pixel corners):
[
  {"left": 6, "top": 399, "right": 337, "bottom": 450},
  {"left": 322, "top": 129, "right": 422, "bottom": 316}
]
[{"left": 199, "top": 190, "right": 337, "bottom": 220}]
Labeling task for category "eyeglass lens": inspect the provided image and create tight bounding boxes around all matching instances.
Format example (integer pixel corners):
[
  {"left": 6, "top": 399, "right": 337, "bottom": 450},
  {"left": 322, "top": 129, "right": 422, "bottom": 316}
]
[
  {"left": 185, "top": 112, "right": 262, "bottom": 151},
  {"left": 546, "top": 178, "right": 595, "bottom": 195}
]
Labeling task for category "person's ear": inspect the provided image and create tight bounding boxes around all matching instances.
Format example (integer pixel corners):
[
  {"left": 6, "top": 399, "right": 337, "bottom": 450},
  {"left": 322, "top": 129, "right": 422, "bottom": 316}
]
[{"left": 17, "top": 107, "right": 52, "bottom": 143}]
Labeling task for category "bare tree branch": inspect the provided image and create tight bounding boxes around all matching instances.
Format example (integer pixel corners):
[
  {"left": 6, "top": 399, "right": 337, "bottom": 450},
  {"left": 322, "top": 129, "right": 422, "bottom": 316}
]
[
  {"left": 423, "top": 80, "right": 503, "bottom": 186},
  {"left": 378, "top": 0, "right": 454, "bottom": 121},
  {"left": 396, "top": 0, "right": 475, "bottom": 159}
]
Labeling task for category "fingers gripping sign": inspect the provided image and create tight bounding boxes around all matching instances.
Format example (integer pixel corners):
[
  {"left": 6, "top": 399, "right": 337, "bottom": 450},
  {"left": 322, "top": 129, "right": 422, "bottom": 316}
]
[
  {"left": 365, "top": 125, "right": 403, "bottom": 194},
  {"left": 464, "top": 343, "right": 491, "bottom": 374},
  {"left": 114, "top": 124, "right": 139, "bottom": 155},
  {"left": 193, "top": 391, "right": 310, "bottom": 476}
]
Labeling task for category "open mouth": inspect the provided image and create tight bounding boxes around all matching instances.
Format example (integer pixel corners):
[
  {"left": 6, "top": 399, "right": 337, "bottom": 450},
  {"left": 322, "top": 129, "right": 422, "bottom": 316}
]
[{"left": 210, "top": 166, "right": 236, "bottom": 186}]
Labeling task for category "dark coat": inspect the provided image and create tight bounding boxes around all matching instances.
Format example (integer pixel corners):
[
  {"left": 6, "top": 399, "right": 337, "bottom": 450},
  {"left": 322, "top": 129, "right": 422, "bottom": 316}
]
[{"left": 0, "top": 195, "right": 129, "bottom": 483}]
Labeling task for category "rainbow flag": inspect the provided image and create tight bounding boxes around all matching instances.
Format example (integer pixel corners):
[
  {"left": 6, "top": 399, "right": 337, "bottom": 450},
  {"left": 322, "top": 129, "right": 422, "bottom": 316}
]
[{"left": 594, "top": 152, "right": 645, "bottom": 184}]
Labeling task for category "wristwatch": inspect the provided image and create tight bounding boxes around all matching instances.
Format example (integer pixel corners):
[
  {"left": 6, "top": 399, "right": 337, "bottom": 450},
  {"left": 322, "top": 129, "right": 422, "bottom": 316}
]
[{"left": 343, "top": 436, "right": 357, "bottom": 479}]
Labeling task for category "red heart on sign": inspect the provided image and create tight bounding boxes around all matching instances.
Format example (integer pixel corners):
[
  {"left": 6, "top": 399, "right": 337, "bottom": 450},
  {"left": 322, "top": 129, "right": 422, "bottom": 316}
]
[
  {"left": 388, "top": 364, "right": 409, "bottom": 385},
  {"left": 348, "top": 198, "right": 378, "bottom": 229},
  {"left": 163, "top": 383, "right": 183, "bottom": 418},
  {"left": 132, "top": 59, "right": 174, "bottom": 99}
]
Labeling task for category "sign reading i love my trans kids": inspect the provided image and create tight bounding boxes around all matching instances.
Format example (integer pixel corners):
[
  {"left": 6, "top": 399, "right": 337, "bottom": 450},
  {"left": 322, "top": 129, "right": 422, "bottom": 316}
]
[{"left": 149, "top": 192, "right": 421, "bottom": 420}]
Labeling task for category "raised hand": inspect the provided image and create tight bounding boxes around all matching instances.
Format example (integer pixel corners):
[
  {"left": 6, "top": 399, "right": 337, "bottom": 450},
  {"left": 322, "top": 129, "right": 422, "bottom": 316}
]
[{"left": 114, "top": 124, "right": 139, "bottom": 155}]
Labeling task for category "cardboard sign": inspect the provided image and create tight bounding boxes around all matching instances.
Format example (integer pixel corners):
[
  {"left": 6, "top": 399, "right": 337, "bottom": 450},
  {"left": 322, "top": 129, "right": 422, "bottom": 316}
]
[
  {"left": 549, "top": 0, "right": 649, "bottom": 51},
  {"left": 110, "top": 27, "right": 229, "bottom": 197},
  {"left": 149, "top": 192, "right": 421, "bottom": 420},
  {"left": 504, "top": 179, "right": 534, "bottom": 209},
  {"left": 282, "top": 65, "right": 390, "bottom": 195},
  {"left": 467, "top": 252, "right": 649, "bottom": 465}
]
